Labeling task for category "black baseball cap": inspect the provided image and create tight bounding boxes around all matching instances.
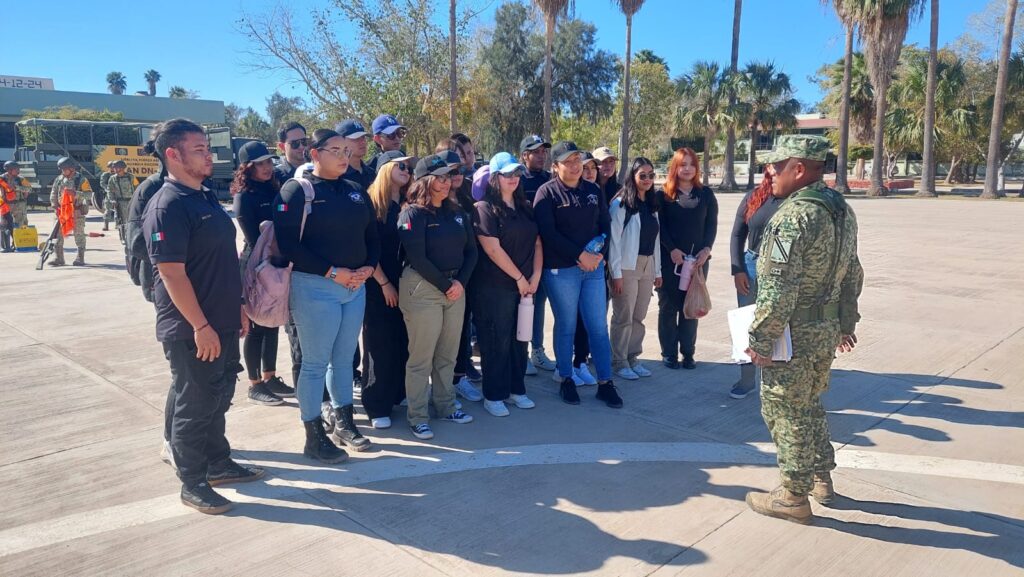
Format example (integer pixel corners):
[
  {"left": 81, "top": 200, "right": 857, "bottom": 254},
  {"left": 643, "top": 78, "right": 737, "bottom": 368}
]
[
  {"left": 520, "top": 134, "right": 551, "bottom": 153},
  {"left": 238, "top": 141, "right": 277, "bottom": 164},
  {"left": 375, "top": 149, "right": 415, "bottom": 172},
  {"left": 335, "top": 119, "right": 368, "bottom": 139},
  {"left": 414, "top": 154, "right": 457, "bottom": 180},
  {"left": 443, "top": 150, "right": 462, "bottom": 167},
  {"left": 551, "top": 141, "right": 581, "bottom": 163}
]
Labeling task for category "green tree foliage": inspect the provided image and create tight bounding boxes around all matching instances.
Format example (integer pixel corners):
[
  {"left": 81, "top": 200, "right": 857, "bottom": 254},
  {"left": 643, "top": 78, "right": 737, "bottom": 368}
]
[
  {"left": 106, "top": 71, "right": 127, "bottom": 95},
  {"left": 612, "top": 58, "right": 675, "bottom": 162},
  {"left": 144, "top": 70, "right": 161, "bottom": 96},
  {"left": 168, "top": 86, "right": 200, "bottom": 99},
  {"left": 816, "top": 52, "right": 875, "bottom": 143},
  {"left": 676, "top": 61, "right": 732, "bottom": 185},
  {"left": 734, "top": 61, "right": 800, "bottom": 188},
  {"left": 236, "top": 108, "right": 274, "bottom": 143},
  {"left": 635, "top": 49, "right": 668, "bottom": 72},
  {"left": 265, "top": 92, "right": 306, "bottom": 131}
]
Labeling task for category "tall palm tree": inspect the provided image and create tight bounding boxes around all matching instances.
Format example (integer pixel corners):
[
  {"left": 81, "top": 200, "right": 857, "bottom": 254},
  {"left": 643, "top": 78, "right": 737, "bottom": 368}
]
[
  {"left": 721, "top": 0, "right": 743, "bottom": 190},
  {"left": 825, "top": 0, "right": 857, "bottom": 193},
  {"left": 983, "top": 0, "right": 1020, "bottom": 199},
  {"left": 106, "top": 71, "right": 127, "bottom": 95},
  {"left": 918, "top": 0, "right": 939, "bottom": 197},
  {"left": 144, "top": 69, "right": 161, "bottom": 97},
  {"left": 736, "top": 62, "right": 801, "bottom": 189},
  {"left": 677, "top": 61, "right": 731, "bottom": 186},
  {"left": 845, "top": 0, "right": 926, "bottom": 196},
  {"left": 168, "top": 86, "right": 188, "bottom": 99},
  {"left": 449, "top": 0, "right": 458, "bottom": 133},
  {"left": 821, "top": 52, "right": 875, "bottom": 144},
  {"left": 614, "top": 0, "right": 647, "bottom": 182},
  {"left": 532, "top": 0, "right": 572, "bottom": 143}
]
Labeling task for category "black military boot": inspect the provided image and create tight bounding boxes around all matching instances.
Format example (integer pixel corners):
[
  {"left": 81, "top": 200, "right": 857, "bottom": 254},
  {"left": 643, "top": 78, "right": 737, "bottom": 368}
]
[
  {"left": 333, "top": 404, "right": 372, "bottom": 452},
  {"left": 303, "top": 417, "right": 348, "bottom": 464}
]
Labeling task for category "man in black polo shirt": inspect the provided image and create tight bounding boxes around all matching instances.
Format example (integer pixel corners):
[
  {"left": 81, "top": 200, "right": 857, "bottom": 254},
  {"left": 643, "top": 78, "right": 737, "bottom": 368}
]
[
  {"left": 274, "top": 122, "right": 309, "bottom": 183},
  {"left": 518, "top": 134, "right": 556, "bottom": 375},
  {"left": 143, "top": 118, "right": 264, "bottom": 515}
]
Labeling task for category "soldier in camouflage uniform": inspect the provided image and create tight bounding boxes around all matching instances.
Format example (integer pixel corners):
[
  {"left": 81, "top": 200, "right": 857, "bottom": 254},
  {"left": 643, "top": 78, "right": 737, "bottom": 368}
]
[
  {"left": 101, "top": 161, "right": 116, "bottom": 231},
  {"left": 2, "top": 161, "right": 32, "bottom": 228},
  {"left": 49, "top": 157, "right": 93, "bottom": 266},
  {"left": 743, "top": 135, "right": 864, "bottom": 525},
  {"left": 106, "top": 160, "right": 137, "bottom": 229}
]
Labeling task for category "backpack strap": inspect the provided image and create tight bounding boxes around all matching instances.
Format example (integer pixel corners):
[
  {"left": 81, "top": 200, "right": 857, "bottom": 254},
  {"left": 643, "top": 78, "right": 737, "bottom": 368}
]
[
  {"left": 791, "top": 184, "right": 848, "bottom": 306},
  {"left": 293, "top": 177, "right": 316, "bottom": 240}
]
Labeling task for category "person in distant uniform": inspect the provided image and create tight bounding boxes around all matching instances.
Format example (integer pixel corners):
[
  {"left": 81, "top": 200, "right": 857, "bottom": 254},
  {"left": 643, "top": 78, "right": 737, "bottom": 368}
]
[
  {"left": 2, "top": 161, "right": 32, "bottom": 228},
  {"left": 744, "top": 134, "right": 864, "bottom": 525},
  {"left": 101, "top": 160, "right": 115, "bottom": 230},
  {"left": 106, "top": 160, "right": 138, "bottom": 231},
  {"left": 49, "top": 157, "right": 92, "bottom": 266}
]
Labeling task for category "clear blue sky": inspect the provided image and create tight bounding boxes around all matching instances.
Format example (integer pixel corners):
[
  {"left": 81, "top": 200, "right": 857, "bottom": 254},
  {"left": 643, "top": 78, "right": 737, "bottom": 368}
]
[{"left": 6, "top": 0, "right": 978, "bottom": 118}]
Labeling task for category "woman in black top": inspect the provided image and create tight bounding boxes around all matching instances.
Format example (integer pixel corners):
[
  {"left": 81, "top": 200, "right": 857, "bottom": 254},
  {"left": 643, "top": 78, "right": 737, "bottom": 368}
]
[
  {"left": 657, "top": 147, "right": 719, "bottom": 370},
  {"left": 273, "top": 128, "right": 380, "bottom": 463},
  {"left": 397, "top": 154, "right": 478, "bottom": 440},
  {"left": 231, "top": 141, "right": 294, "bottom": 406},
  {"left": 728, "top": 168, "right": 783, "bottom": 399},
  {"left": 472, "top": 152, "right": 543, "bottom": 417},
  {"left": 360, "top": 152, "right": 413, "bottom": 429}
]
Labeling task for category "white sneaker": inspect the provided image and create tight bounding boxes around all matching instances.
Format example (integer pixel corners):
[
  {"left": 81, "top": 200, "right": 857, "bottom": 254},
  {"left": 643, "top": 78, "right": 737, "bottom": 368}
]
[
  {"left": 483, "top": 399, "right": 510, "bottom": 417},
  {"left": 616, "top": 366, "right": 640, "bottom": 380},
  {"left": 531, "top": 348, "right": 556, "bottom": 371},
  {"left": 574, "top": 363, "right": 598, "bottom": 386},
  {"left": 525, "top": 360, "right": 538, "bottom": 376},
  {"left": 509, "top": 394, "right": 535, "bottom": 409},
  {"left": 631, "top": 362, "right": 652, "bottom": 377},
  {"left": 552, "top": 373, "right": 585, "bottom": 385},
  {"left": 371, "top": 417, "right": 392, "bottom": 429},
  {"left": 455, "top": 377, "right": 484, "bottom": 401},
  {"left": 455, "top": 398, "right": 462, "bottom": 410}
]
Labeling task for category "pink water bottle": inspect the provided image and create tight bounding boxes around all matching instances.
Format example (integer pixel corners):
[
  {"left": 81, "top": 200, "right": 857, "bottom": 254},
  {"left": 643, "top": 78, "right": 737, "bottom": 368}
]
[
  {"left": 675, "top": 255, "right": 696, "bottom": 291},
  {"left": 517, "top": 296, "right": 534, "bottom": 342}
]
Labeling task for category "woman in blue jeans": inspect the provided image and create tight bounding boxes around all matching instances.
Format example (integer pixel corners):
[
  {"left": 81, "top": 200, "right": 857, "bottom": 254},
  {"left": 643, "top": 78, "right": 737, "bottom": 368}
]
[
  {"left": 533, "top": 141, "right": 622, "bottom": 408},
  {"left": 274, "top": 128, "right": 380, "bottom": 463},
  {"left": 728, "top": 169, "right": 782, "bottom": 399}
]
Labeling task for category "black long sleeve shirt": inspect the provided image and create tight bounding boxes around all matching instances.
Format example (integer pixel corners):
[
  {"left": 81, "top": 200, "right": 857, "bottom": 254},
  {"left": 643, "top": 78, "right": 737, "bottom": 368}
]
[
  {"left": 397, "top": 203, "right": 478, "bottom": 292},
  {"left": 273, "top": 175, "right": 380, "bottom": 277},
  {"left": 376, "top": 200, "right": 403, "bottom": 286},
  {"left": 729, "top": 190, "right": 784, "bottom": 275},
  {"left": 533, "top": 177, "right": 610, "bottom": 269},
  {"left": 232, "top": 180, "right": 277, "bottom": 248},
  {"left": 658, "top": 186, "right": 719, "bottom": 273}
]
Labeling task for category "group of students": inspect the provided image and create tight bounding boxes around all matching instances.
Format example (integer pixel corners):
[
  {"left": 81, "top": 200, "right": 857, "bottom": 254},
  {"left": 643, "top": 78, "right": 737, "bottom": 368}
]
[{"left": 142, "top": 113, "right": 783, "bottom": 515}]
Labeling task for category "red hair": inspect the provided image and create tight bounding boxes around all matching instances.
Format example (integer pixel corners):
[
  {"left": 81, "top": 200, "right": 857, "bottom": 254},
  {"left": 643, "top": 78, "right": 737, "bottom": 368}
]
[
  {"left": 744, "top": 168, "right": 773, "bottom": 223},
  {"left": 662, "top": 148, "right": 702, "bottom": 201}
]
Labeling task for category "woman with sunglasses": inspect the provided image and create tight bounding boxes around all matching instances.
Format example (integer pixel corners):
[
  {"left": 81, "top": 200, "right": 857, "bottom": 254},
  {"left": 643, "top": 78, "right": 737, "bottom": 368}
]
[
  {"left": 397, "top": 154, "right": 478, "bottom": 440},
  {"left": 657, "top": 147, "right": 718, "bottom": 370},
  {"left": 471, "top": 153, "right": 542, "bottom": 417},
  {"left": 273, "top": 128, "right": 380, "bottom": 463},
  {"left": 231, "top": 141, "right": 294, "bottom": 407},
  {"left": 534, "top": 141, "right": 621, "bottom": 409},
  {"left": 360, "top": 150, "right": 414, "bottom": 429},
  {"left": 608, "top": 157, "right": 662, "bottom": 381}
]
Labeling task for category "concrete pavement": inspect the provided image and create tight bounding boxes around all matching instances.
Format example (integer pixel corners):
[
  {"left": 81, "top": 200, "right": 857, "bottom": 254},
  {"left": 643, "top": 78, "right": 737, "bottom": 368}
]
[{"left": 1, "top": 194, "right": 1022, "bottom": 576}]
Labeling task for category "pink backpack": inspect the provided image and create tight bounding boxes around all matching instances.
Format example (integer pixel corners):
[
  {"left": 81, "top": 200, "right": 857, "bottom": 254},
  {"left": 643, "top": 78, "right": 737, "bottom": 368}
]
[{"left": 242, "top": 178, "right": 315, "bottom": 327}]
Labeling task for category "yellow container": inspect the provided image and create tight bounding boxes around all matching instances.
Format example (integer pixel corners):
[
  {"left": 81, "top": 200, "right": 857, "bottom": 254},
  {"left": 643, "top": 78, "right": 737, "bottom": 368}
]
[{"left": 13, "top": 226, "right": 39, "bottom": 252}]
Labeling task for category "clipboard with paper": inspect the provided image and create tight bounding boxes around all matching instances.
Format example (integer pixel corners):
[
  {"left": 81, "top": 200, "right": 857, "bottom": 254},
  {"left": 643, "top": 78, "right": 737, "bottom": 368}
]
[{"left": 727, "top": 304, "right": 792, "bottom": 363}]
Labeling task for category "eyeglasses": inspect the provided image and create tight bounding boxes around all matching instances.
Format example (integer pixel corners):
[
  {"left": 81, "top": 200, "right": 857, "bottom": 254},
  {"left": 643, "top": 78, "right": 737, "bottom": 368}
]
[
  {"left": 499, "top": 169, "right": 524, "bottom": 178},
  {"left": 287, "top": 138, "right": 309, "bottom": 150},
  {"left": 317, "top": 147, "right": 352, "bottom": 158},
  {"left": 637, "top": 172, "right": 656, "bottom": 181},
  {"left": 381, "top": 129, "right": 407, "bottom": 141}
]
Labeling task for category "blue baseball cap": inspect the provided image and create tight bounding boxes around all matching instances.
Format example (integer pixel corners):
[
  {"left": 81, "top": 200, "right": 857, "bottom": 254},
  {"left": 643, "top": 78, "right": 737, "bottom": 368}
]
[
  {"left": 372, "top": 114, "right": 405, "bottom": 135},
  {"left": 334, "top": 119, "right": 367, "bottom": 139},
  {"left": 489, "top": 152, "right": 524, "bottom": 175}
]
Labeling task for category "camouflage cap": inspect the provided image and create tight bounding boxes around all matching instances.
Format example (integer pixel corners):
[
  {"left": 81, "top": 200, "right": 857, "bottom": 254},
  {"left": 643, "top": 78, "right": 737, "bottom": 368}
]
[{"left": 762, "top": 134, "right": 830, "bottom": 164}]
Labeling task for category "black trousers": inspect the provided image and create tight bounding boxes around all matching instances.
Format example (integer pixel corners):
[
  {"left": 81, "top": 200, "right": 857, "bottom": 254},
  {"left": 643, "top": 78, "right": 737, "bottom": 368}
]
[
  {"left": 454, "top": 286, "right": 474, "bottom": 379},
  {"left": 285, "top": 313, "right": 303, "bottom": 388},
  {"left": 163, "top": 331, "right": 241, "bottom": 487},
  {"left": 243, "top": 321, "right": 279, "bottom": 381},
  {"left": 657, "top": 262, "right": 709, "bottom": 361},
  {"left": 360, "top": 281, "right": 408, "bottom": 419},
  {"left": 472, "top": 286, "right": 527, "bottom": 401}
]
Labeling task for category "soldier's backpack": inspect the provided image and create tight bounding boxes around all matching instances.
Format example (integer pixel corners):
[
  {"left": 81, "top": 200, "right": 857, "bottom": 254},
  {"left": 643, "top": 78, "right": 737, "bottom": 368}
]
[{"left": 241, "top": 178, "right": 315, "bottom": 328}]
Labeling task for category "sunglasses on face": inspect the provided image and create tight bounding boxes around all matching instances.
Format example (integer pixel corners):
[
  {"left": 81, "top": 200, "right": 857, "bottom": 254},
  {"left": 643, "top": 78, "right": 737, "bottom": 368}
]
[
  {"left": 394, "top": 162, "right": 408, "bottom": 171},
  {"left": 287, "top": 138, "right": 309, "bottom": 149},
  {"left": 500, "top": 169, "right": 524, "bottom": 178},
  {"left": 637, "top": 172, "right": 656, "bottom": 181},
  {"left": 382, "top": 129, "right": 407, "bottom": 141},
  {"left": 435, "top": 174, "right": 452, "bottom": 182}
]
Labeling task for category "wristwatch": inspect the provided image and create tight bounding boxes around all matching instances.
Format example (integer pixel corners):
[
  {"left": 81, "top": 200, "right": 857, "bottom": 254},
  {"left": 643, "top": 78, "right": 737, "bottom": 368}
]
[{"left": 328, "top": 267, "right": 338, "bottom": 280}]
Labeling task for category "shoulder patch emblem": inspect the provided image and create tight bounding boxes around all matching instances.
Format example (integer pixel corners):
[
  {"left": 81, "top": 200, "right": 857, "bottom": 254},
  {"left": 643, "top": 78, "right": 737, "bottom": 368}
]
[{"left": 770, "top": 236, "right": 792, "bottom": 264}]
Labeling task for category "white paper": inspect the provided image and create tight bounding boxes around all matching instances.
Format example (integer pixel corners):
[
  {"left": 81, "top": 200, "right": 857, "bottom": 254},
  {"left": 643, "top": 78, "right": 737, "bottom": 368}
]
[{"left": 728, "top": 305, "right": 793, "bottom": 363}]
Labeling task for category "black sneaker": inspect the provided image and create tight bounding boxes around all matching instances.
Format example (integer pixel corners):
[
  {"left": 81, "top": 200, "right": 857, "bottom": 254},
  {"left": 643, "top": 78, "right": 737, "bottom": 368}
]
[
  {"left": 662, "top": 356, "right": 680, "bottom": 370},
  {"left": 682, "top": 357, "right": 697, "bottom": 370},
  {"left": 207, "top": 459, "right": 266, "bottom": 486},
  {"left": 596, "top": 381, "right": 623, "bottom": 409},
  {"left": 181, "top": 481, "right": 232, "bottom": 515},
  {"left": 466, "top": 363, "right": 482, "bottom": 383},
  {"left": 264, "top": 376, "right": 295, "bottom": 398},
  {"left": 559, "top": 377, "right": 580, "bottom": 405},
  {"left": 248, "top": 382, "right": 284, "bottom": 406}
]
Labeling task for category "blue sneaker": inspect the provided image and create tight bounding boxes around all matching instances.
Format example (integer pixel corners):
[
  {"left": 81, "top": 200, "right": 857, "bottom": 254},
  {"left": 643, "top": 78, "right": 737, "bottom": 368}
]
[
  {"left": 411, "top": 423, "right": 434, "bottom": 440},
  {"left": 442, "top": 409, "right": 474, "bottom": 424},
  {"left": 730, "top": 383, "right": 753, "bottom": 399}
]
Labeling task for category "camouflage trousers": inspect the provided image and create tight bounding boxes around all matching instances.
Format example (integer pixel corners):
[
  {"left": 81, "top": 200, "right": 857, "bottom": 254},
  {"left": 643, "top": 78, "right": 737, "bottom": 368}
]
[
  {"left": 11, "top": 202, "right": 28, "bottom": 228},
  {"left": 103, "top": 197, "right": 117, "bottom": 227},
  {"left": 760, "top": 347, "right": 837, "bottom": 495},
  {"left": 56, "top": 221, "right": 87, "bottom": 252}
]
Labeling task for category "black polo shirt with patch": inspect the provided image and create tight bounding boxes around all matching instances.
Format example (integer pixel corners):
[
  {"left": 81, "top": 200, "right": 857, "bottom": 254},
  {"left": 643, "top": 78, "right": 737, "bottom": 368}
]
[{"left": 144, "top": 179, "right": 242, "bottom": 342}]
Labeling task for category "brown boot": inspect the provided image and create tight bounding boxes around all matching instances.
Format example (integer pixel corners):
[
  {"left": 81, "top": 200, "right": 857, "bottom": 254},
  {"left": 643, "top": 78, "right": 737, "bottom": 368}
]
[
  {"left": 745, "top": 486, "right": 812, "bottom": 525},
  {"left": 810, "top": 473, "right": 835, "bottom": 505},
  {"left": 73, "top": 250, "right": 85, "bottom": 266},
  {"left": 49, "top": 246, "right": 65, "bottom": 266}
]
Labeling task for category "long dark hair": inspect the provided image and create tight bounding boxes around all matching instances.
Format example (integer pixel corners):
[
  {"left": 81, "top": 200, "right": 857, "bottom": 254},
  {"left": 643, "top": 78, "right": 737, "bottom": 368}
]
[
  {"left": 230, "top": 161, "right": 280, "bottom": 196},
  {"left": 405, "top": 177, "right": 458, "bottom": 212},
  {"left": 484, "top": 172, "right": 532, "bottom": 219},
  {"left": 617, "top": 156, "right": 659, "bottom": 216}
]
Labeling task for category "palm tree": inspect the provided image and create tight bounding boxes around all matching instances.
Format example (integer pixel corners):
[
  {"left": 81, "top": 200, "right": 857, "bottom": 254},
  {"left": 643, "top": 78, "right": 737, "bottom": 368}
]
[
  {"left": 614, "top": 0, "right": 647, "bottom": 182},
  {"left": 825, "top": 0, "right": 857, "bottom": 193},
  {"left": 736, "top": 62, "right": 801, "bottom": 189},
  {"left": 918, "top": 0, "right": 939, "bottom": 197},
  {"left": 144, "top": 70, "right": 161, "bottom": 97},
  {"left": 106, "top": 71, "right": 127, "bottom": 95},
  {"left": 677, "top": 61, "right": 731, "bottom": 186},
  {"left": 821, "top": 52, "right": 875, "bottom": 144},
  {"left": 845, "top": 0, "right": 926, "bottom": 196},
  {"left": 721, "top": 0, "right": 743, "bottom": 191},
  {"left": 532, "top": 0, "right": 572, "bottom": 143},
  {"left": 168, "top": 86, "right": 188, "bottom": 99},
  {"left": 449, "top": 0, "right": 458, "bottom": 133},
  {"left": 983, "top": 0, "right": 1020, "bottom": 199}
]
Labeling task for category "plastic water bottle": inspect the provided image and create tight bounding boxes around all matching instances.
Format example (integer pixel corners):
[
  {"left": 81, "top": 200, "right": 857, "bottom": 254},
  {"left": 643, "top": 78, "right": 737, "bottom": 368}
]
[
  {"left": 675, "top": 255, "right": 697, "bottom": 291},
  {"left": 584, "top": 233, "right": 607, "bottom": 254},
  {"left": 516, "top": 296, "right": 534, "bottom": 342}
]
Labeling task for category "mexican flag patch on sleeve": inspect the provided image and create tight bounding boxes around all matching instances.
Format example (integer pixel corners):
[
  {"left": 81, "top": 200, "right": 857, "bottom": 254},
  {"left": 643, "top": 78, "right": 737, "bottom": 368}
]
[{"left": 151, "top": 232, "right": 165, "bottom": 242}]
